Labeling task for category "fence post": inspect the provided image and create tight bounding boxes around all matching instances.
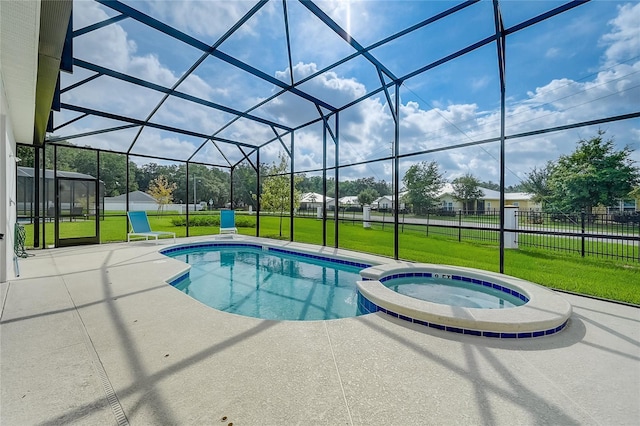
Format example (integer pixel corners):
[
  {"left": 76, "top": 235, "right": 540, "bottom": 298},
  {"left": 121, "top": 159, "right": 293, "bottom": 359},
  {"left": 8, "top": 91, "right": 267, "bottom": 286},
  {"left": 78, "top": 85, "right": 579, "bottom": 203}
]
[
  {"left": 581, "top": 211, "right": 585, "bottom": 257},
  {"left": 458, "top": 210, "right": 462, "bottom": 242},
  {"left": 504, "top": 206, "right": 519, "bottom": 249},
  {"left": 363, "top": 205, "right": 371, "bottom": 228},
  {"left": 426, "top": 211, "right": 429, "bottom": 236}
]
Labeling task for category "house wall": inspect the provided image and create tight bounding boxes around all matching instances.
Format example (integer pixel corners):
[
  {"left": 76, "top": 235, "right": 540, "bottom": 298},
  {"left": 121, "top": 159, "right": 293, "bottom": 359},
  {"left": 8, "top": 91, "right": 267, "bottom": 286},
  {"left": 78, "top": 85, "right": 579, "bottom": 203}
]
[
  {"left": 439, "top": 195, "right": 462, "bottom": 211},
  {"left": 1, "top": 76, "right": 18, "bottom": 282},
  {"left": 511, "top": 200, "right": 541, "bottom": 210},
  {"left": 480, "top": 198, "right": 541, "bottom": 211},
  {"left": 300, "top": 202, "right": 323, "bottom": 210}
]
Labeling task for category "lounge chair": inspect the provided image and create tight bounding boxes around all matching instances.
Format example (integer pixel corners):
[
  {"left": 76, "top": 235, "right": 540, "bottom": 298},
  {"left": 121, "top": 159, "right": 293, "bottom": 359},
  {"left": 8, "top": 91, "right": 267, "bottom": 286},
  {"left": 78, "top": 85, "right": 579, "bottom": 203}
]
[
  {"left": 127, "top": 211, "right": 176, "bottom": 244},
  {"left": 220, "top": 209, "right": 238, "bottom": 234}
]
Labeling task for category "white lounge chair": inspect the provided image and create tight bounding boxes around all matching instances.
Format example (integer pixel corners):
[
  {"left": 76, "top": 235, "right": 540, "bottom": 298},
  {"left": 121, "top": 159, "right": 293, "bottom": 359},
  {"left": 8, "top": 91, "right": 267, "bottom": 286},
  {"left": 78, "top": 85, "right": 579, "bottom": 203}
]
[
  {"left": 220, "top": 209, "right": 238, "bottom": 234},
  {"left": 127, "top": 211, "right": 176, "bottom": 244}
]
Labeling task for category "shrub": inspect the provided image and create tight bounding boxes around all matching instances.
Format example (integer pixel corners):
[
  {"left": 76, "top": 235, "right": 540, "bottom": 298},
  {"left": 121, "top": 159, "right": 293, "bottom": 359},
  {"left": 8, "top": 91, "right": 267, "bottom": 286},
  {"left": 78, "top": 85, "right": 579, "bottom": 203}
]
[
  {"left": 171, "top": 214, "right": 256, "bottom": 228},
  {"left": 612, "top": 212, "right": 640, "bottom": 224}
]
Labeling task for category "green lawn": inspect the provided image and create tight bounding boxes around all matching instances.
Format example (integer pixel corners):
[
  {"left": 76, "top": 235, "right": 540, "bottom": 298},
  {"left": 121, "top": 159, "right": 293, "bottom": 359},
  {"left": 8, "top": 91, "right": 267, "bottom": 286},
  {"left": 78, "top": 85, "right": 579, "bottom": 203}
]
[{"left": 21, "top": 213, "right": 639, "bottom": 305}]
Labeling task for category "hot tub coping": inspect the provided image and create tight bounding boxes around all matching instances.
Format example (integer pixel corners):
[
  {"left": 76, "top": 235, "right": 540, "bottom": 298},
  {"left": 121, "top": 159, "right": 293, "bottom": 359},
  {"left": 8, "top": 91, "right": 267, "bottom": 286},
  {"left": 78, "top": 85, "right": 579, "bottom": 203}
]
[{"left": 357, "top": 262, "right": 572, "bottom": 337}]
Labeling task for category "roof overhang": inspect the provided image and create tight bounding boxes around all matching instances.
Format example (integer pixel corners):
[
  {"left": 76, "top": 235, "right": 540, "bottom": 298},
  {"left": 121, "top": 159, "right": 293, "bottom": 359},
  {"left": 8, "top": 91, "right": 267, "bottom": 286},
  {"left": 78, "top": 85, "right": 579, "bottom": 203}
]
[{"left": 0, "top": 0, "right": 71, "bottom": 145}]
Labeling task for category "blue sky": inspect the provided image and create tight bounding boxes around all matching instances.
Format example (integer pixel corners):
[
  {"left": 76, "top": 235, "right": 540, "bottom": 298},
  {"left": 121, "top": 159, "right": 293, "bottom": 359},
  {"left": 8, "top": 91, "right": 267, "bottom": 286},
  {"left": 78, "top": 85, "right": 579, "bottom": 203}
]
[{"left": 56, "top": 0, "right": 640, "bottom": 187}]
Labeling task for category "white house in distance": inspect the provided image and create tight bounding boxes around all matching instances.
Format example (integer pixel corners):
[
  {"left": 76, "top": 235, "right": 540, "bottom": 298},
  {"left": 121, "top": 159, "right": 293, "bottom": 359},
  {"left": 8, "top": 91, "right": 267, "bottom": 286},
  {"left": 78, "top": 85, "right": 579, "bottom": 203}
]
[
  {"left": 437, "top": 183, "right": 540, "bottom": 212},
  {"left": 324, "top": 195, "right": 359, "bottom": 210},
  {"left": 339, "top": 196, "right": 360, "bottom": 207},
  {"left": 104, "top": 190, "right": 189, "bottom": 213},
  {"left": 373, "top": 193, "right": 408, "bottom": 211},
  {"left": 104, "top": 191, "right": 158, "bottom": 212},
  {"left": 299, "top": 192, "right": 333, "bottom": 210}
]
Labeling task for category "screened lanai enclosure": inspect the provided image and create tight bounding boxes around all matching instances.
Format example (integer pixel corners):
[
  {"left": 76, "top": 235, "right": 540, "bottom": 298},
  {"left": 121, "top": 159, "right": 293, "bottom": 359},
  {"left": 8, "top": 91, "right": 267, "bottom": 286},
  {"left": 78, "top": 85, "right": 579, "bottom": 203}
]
[
  {"left": 18, "top": 0, "right": 640, "bottom": 268},
  {"left": 17, "top": 166, "right": 105, "bottom": 222}
]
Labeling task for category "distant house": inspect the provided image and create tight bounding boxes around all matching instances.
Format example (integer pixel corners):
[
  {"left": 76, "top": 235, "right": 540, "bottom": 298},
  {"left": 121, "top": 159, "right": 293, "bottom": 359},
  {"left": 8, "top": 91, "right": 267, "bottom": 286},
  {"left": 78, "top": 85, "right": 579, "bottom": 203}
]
[
  {"left": 373, "top": 192, "right": 407, "bottom": 211},
  {"left": 104, "top": 191, "right": 159, "bottom": 212},
  {"left": 339, "top": 196, "right": 360, "bottom": 207},
  {"left": 437, "top": 183, "right": 540, "bottom": 212},
  {"left": 299, "top": 192, "right": 333, "bottom": 210},
  {"left": 607, "top": 199, "right": 638, "bottom": 213}
]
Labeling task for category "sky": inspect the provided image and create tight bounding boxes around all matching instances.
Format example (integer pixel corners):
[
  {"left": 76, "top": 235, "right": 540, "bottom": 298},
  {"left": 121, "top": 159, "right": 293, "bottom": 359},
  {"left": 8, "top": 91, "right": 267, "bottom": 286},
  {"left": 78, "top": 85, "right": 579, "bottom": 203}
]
[{"left": 55, "top": 0, "right": 640, "bottom": 188}]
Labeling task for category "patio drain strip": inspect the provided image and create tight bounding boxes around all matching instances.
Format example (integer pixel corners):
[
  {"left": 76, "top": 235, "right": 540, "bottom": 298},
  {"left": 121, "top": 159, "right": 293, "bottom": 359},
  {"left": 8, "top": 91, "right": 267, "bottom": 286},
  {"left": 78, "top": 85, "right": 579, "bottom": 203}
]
[{"left": 63, "top": 282, "right": 130, "bottom": 426}]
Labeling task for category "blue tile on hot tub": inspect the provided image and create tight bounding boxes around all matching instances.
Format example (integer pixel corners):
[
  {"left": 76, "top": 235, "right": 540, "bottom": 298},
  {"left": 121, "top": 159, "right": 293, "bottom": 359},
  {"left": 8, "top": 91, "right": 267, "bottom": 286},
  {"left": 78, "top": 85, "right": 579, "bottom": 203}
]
[
  {"left": 532, "top": 331, "right": 545, "bottom": 338},
  {"left": 399, "top": 314, "right": 412, "bottom": 322},
  {"left": 500, "top": 332, "right": 517, "bottom": 339},
  {"left": 517, "top": 332, "right": 533, "bottom": 339},
  {"left": 414, "top": 319, "right": 429, "bottom": 327},
  {"left": 483, "top": 331, "right": 500, "bottom": 338},
  {"left": 464, "top": 329, "right": 482, "bottom": 336},
  {"left": 429, "top": 323, "right": 445, "bottom": 330}
]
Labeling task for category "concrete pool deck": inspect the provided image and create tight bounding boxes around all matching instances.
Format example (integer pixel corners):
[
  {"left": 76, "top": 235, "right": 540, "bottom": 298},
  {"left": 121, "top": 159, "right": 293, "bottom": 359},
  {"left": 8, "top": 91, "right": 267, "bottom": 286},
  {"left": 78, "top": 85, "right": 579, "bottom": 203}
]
[{"left": 1, "top": 236, "right": 639, "bottom": 425}]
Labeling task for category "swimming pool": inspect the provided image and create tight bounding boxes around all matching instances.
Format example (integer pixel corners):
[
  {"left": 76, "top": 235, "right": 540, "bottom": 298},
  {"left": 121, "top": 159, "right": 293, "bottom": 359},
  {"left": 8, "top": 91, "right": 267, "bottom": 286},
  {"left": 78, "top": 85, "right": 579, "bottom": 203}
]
[
  {"left": 161, "top": 240, "right": 571, "bottom": 338},
  {"left": 162, "top": 243, "right": 370, "bottom": 321}
]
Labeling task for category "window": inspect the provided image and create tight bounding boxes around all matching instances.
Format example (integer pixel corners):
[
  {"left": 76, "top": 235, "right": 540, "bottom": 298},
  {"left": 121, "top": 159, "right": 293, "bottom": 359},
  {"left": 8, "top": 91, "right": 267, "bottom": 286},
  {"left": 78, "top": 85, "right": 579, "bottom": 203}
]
[{"left": 622, "top": 199, "right": 637, "bottom": 212}]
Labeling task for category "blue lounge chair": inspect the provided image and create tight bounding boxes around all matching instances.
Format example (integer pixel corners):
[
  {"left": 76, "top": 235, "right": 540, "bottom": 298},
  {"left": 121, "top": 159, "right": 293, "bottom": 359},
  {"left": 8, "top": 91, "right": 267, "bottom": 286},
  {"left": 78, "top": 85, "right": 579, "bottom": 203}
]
[
  {"left": 127, "top": 211, "right": 176, "bottom": 244},
  {"left": 220, "top": 210, "right": 238, "bottom": 234}
]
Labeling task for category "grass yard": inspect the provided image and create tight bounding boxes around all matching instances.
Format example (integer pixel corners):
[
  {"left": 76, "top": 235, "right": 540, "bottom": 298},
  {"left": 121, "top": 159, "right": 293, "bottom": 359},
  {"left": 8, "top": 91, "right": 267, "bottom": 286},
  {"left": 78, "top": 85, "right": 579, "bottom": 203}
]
[{"left": 20, "top": 213, "right": 639, "bottom": 304}]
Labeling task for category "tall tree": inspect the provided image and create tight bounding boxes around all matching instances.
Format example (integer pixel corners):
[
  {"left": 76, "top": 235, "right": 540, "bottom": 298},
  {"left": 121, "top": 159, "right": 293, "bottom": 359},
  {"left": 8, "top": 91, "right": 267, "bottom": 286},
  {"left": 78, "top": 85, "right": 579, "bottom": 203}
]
[
  {"left": 521, "top": 161, "right": 555, "bottom": 206},
  {"left": 260, "top": 153, "right": 302, "bottom": 237},
  {"left": 547, "top": 131, "right": 639, "bottom": 214},
  {"left": 478, "top": 180, "right": 500, "bottom": 191},
  {"left": 357, "top": 188, "right": 379, "bottom": 206},
  {"left": 451, "top": 173, "right": 484, "bottom": 212},
  {"left": 17, "top": 145, "right": 36, "bottom": 167},
  {"left": 402, "top": 161, "right": 445, "bottom": 215},
  {"left": 232, "top": 162, "right": 257, "bottom": 209},
  {"left": 97, "top": 152, "right": 137, "bottom": 196},
  {"left": 148, "top": 175, "right": 176, "bottom": 214}
]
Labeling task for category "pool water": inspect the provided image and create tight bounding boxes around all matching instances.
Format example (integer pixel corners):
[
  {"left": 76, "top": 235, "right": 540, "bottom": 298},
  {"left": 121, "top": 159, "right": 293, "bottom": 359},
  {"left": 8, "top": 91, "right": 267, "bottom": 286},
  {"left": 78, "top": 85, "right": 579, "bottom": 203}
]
[
  {"left": 166, "top": 246, "right": 364, "bottom": 320},
  {"left": 384, "top": 277, "right": 525, "bottom": 309}
]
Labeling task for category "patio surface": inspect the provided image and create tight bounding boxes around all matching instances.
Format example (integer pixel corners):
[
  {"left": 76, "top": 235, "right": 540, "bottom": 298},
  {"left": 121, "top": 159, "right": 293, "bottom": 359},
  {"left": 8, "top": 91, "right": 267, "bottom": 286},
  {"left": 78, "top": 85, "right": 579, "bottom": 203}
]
[{"left": 1, "top": 236, "right": 639, "bottom": 425}]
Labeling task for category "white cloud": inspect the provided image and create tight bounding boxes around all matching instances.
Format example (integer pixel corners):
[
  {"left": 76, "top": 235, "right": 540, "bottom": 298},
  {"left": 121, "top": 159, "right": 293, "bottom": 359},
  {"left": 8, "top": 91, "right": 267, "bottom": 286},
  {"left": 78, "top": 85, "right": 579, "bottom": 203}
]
[
  {"left": 471, "top": 76, "right": 491, "bottom": 91},
  {"left": 545, "top": 47, "right": 561, "bottom": 59},
  {"left": 145, "top": 0, "right": 260, "bottom": 40},
  {"left": 601, "top": 2, "right": 640, "bottom": 65}
]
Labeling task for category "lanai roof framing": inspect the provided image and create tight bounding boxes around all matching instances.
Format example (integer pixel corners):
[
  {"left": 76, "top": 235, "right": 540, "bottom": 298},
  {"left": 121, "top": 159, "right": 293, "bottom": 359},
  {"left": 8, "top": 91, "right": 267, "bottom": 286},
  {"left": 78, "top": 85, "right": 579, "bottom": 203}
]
[{"left": 49, "top": 0, "right": 596, "bottom": 167}]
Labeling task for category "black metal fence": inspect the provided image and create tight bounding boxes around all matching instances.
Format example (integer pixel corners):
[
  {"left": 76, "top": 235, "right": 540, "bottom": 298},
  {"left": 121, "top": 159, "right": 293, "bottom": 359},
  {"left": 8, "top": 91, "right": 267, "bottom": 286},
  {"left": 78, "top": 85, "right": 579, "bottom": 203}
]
[
  {"left": 324, "top": 209, "right": 639, "bottom": 262},
  {"left": 516, "top": 210, "right": 639, "bottom": 261}
]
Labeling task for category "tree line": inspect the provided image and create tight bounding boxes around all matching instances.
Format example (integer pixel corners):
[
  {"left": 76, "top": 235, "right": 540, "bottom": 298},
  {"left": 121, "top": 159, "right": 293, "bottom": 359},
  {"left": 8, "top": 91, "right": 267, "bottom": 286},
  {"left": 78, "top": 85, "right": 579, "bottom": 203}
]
[{"left": 402, "top": 131, "right": 639, "bottom": 215}]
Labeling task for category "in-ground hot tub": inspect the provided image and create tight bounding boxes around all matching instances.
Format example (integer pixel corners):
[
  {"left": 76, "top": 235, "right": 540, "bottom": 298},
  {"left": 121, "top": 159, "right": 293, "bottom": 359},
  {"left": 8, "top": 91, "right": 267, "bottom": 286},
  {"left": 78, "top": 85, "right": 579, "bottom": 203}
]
[{"left": 357, "top": 263, "right": 572, "bottom": 339}]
